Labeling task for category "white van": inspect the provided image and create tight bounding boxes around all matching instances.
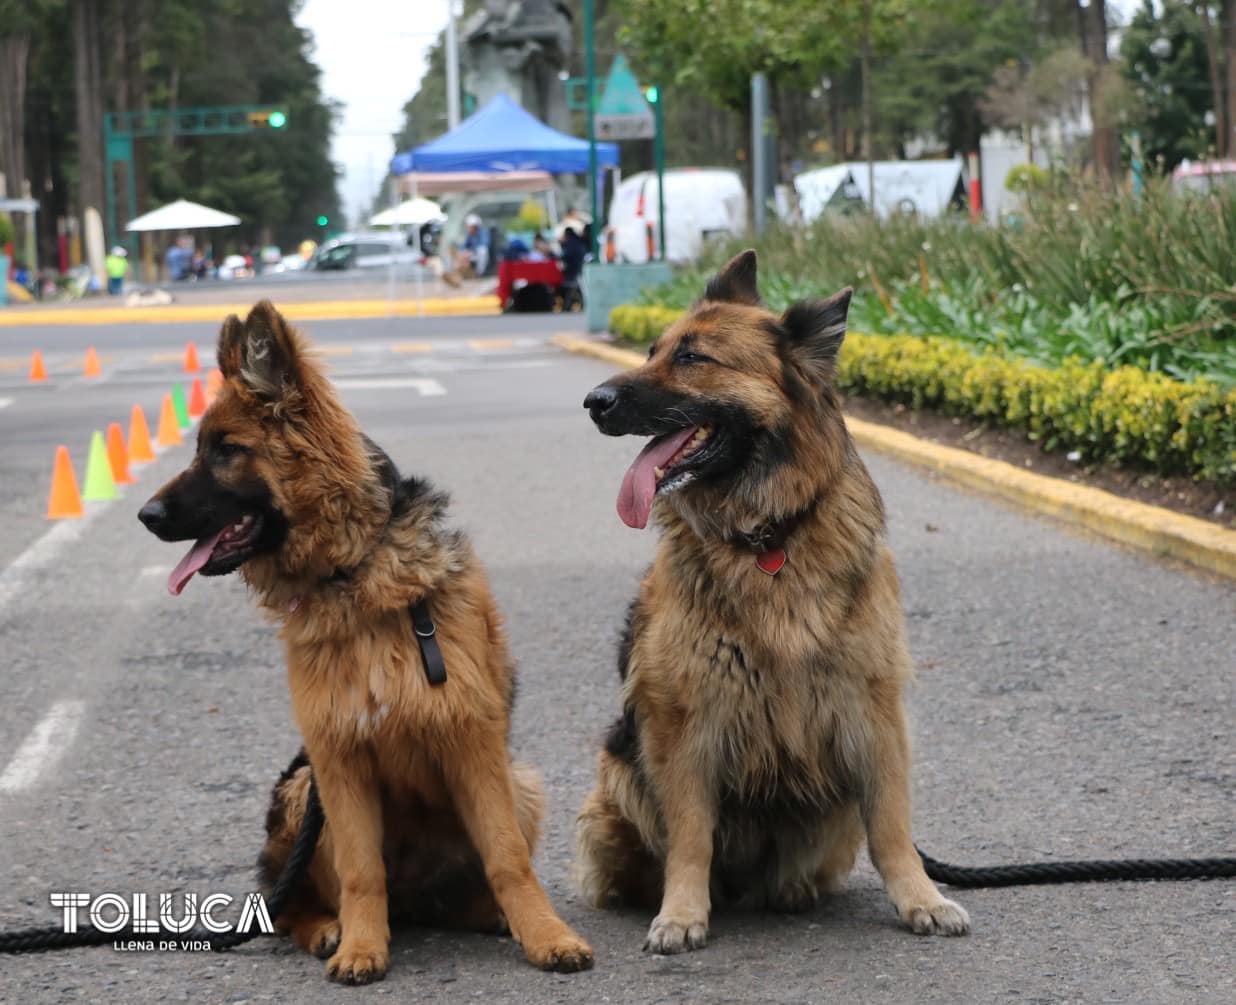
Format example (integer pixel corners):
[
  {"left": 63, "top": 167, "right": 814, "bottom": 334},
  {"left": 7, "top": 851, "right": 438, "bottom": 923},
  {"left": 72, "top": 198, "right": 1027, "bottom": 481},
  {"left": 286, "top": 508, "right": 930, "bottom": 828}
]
[{"left": 607, "top": 168, "right": 746, "bottom": 264}]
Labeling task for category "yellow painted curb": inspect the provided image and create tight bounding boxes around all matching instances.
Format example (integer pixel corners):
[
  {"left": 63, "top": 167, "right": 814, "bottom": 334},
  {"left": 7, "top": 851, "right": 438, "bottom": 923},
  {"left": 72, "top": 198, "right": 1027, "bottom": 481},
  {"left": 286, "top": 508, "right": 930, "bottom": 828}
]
[
  {"left": 0, "top": 296, "right": 500, "bottom": 327},
  {"left": 551, "top": 334, "right": 1236, "bottom": 581}
]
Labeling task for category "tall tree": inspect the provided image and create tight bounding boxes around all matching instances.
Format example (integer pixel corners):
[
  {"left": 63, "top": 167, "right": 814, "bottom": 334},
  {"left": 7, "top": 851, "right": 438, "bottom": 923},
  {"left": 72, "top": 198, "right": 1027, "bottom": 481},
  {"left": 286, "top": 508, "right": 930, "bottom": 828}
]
[
  {"left": 1079, "top": 0, "right": 1120, "bottom": 178},
  {"left": 72, "top": 0, "right": 106, "bottom": 218}
]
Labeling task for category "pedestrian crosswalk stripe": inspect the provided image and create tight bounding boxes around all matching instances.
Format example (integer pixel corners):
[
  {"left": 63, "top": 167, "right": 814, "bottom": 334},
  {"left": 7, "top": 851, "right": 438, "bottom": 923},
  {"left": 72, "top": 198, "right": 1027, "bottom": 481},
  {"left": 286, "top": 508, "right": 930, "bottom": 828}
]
[
  {"left": 333, "top": 377, "right": 446, "bottom": 396},
  {"left": 467, "top": 338, "right": 513, "bottom": 351}
]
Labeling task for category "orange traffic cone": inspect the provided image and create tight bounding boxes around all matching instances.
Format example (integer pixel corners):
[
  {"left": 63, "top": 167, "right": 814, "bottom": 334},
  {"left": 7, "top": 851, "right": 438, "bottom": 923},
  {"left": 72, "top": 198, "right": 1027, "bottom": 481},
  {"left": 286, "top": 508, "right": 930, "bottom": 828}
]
[
  {"left": 206, "top": 367, "right": 223, "bottom": 401},
  {"left": 106, "top": 422, "right": 135, "bottom": 484},
  {"left": 84, "top": 346, "right": 102, "bottom": 378},
  {"left": 128, "top": 404, "right": 156, "bottom": 463},
  {"left": 157, "top": 393, "right": 183, "bottom": 446},
  {"left": 47, "top": 446, "right": 84, "bottom": 519},
  {"left": 29, "top": 350, "right": 48, "bottom": 382},
  {"left": 188, "top": 377, "right": 208, "bottom": 417},
  {"left": 184, "top": 341, "right": 201, "bottom": 373}
]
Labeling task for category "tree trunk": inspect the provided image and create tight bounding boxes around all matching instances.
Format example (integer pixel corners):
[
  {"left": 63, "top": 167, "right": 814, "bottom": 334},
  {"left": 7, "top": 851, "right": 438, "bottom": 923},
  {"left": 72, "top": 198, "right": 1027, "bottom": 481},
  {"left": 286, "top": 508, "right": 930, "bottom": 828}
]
[
  {"left": 1223, "top": 0, "right": 1236, "bottom": 159},
  {"left": 1079, "top": 0, "right": 1117, "bottom": 181},
  {"left": 73, "top": 0, "right": 106, "bottom": 220},
  {"left": 861, "top": 0, "right": 874, "bottom": 208},
  {"left": 0, "top": 34, "right": 30, "bottom": 200},
  {"left": 1196, "top": 2, "right": 1227, "bottom": 156}
]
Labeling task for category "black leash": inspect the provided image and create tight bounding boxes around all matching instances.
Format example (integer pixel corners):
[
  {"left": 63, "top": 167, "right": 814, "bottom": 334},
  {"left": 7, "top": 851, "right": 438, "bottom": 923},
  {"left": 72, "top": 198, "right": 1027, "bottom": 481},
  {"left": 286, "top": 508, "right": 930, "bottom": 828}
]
[
  {"left": 411, "top": 599, "right": 447, "bottom": 686},
  {"left": 917, "top": 846, "right": 1236, "bottom": 888},
  {"left": 0, "top": 779, "right": 324, "bottom": 954}
]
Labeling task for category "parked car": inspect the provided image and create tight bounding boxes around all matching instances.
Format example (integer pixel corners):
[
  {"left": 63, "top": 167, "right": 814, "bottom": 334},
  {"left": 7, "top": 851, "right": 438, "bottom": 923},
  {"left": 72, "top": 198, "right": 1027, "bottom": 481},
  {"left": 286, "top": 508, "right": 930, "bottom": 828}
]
[
  {"left": 1172, "top": 160, "right": 1236, "bottom": 194},
  {"left": 606, "top": 168, "right": 746, "bottom": 264},
  {"left": 311, "top": 232, "right": 426, "bottom": 271}
]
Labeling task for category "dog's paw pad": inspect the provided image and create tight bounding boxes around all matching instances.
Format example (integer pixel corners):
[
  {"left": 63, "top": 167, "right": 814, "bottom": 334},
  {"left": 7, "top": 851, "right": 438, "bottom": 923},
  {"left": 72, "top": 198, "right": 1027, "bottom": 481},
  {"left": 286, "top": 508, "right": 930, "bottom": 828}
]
[
  {"left": 326, "top": 945, "right": 389, "bottom": 985},
  {"left": 643, "top": 914, "right": 708, "bottom": 954},
  {"left": 906, "top": 898, "right": 970, "bottom": 936}
]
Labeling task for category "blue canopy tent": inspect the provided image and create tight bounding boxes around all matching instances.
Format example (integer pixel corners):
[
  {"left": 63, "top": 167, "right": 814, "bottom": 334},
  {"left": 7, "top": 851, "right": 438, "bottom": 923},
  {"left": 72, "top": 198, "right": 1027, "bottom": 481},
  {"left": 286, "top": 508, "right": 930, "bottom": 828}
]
[{"left": 390, "top": 94, "right": 618, "bottom": 175}]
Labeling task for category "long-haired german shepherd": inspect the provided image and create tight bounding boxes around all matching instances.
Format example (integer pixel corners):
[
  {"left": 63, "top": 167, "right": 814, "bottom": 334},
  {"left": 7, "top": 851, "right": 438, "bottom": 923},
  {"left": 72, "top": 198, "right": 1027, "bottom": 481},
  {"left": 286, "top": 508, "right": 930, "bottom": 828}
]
[
  {"left": 575, "top": 251, "right": 969, "bottom": 953},
  {"left": 138, "top": 302, "right": 593, "bottom": 983}
]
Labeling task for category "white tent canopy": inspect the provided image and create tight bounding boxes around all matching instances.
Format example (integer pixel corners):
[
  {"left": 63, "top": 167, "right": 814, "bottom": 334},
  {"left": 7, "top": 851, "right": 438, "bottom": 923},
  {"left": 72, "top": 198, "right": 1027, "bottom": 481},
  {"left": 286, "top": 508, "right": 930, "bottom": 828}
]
[
  {"left": 792, "top": 159, "right": 967, "bottom": 223},
  {"left": 368, "top": 197, "right": 446, "bottom": 228},
  {"left": 126, "top": 199, "right": 241, "bottom": 232}
]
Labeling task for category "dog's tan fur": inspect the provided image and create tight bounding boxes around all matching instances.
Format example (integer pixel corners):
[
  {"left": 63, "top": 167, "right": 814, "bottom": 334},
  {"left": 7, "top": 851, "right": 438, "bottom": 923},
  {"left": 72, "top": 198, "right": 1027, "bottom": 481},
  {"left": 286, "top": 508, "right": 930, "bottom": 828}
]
[
  {"left": 575, "top": 252, "right": 969, "bottom": 952},
  {"left": 146, "top": 303, "right": 592, "bottom": 982}
]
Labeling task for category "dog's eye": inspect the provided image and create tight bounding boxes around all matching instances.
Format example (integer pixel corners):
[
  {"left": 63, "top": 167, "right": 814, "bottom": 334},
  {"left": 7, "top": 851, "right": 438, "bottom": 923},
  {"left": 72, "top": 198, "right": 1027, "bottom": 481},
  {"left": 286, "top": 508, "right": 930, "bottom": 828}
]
[
  {"left": 216, "top": 440, "right": 249, "bottom": 459},
  {"left": 674, "top": 350, "right": 712, "bottom": 365}
]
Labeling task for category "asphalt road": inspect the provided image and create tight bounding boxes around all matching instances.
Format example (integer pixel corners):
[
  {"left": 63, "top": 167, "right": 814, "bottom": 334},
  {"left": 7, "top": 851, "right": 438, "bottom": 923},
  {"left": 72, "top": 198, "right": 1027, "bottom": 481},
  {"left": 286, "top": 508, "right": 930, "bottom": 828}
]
[{"left": 0, "top": 311, "right": 1232, "bottom": 1004}]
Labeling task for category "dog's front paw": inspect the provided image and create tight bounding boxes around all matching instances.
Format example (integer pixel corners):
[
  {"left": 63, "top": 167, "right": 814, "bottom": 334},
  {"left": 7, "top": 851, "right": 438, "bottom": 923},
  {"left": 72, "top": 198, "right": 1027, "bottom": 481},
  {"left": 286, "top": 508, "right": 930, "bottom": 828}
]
[
  {"left": 644, "top": 912, "right": 708, "bottom": 954},
  {"left": 326, "top": 941, "right": 389, "bottom": 984},
  {"left": 305, "top": 918, "right": 341, "bottom": 959},
  {"left": 903, "top": 897, "right": 970, "bottom": 936},
  {"left": 523, "top": 928, "right": 594, "bottom": 972}
]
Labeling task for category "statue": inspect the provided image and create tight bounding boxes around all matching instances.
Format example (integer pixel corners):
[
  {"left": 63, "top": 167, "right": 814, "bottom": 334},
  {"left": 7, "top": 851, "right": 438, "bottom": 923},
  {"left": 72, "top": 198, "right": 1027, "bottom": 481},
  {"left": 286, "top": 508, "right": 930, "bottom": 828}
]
[{"left": 462, "top": 0, "right": 573, "bottom": 131}]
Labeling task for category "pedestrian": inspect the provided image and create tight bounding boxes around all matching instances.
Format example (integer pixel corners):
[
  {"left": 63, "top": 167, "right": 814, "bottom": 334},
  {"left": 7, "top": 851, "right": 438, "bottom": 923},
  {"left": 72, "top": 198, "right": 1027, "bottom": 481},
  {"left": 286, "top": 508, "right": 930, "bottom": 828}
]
[
  {"left": 443, "top": 214, "right": 491, "bottom": 286},
  {"left": 559, "top": 226, "right": 587, "bottom": 311},
  {"left": 105, "top": 245, "right": 129, "bottom": 295}
]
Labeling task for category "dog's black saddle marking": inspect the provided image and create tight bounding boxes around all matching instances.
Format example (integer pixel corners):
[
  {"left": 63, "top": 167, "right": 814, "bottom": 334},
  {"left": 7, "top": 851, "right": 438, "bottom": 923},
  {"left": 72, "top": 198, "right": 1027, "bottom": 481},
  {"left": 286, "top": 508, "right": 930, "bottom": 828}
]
[{"left": 411, "top": 600, "right": 447, "bottom": 686}]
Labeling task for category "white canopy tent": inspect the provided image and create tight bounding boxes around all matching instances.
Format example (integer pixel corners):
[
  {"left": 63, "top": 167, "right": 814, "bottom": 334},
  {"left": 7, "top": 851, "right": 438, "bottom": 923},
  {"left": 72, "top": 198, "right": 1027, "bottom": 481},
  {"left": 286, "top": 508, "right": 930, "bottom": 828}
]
[
  {"left": 126, "top": 199, "right": 241, "bottom": 232},
  {"left": 368, "top": 197, "right": 446, "bottom": 228}
]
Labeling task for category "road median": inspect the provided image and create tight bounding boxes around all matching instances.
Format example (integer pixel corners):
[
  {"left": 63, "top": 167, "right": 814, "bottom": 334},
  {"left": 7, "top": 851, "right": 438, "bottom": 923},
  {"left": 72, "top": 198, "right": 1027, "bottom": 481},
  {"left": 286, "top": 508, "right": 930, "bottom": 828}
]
[
  {"left": 0, "top": 296, "right": 500, "bottom": 327},
  {"left": 552, "top": 334, "right": 1236, "bottom": 581}
]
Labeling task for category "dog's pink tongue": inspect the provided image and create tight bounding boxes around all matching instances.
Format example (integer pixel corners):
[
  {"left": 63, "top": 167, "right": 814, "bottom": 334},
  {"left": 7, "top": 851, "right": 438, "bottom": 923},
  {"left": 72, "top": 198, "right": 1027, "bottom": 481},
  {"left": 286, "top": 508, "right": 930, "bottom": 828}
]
[
  {"left": 167, "top": 529, "right": 226, "bottom": 596},
  {"left": 617, "top": 427, "right": 697, "bottom": 529}
]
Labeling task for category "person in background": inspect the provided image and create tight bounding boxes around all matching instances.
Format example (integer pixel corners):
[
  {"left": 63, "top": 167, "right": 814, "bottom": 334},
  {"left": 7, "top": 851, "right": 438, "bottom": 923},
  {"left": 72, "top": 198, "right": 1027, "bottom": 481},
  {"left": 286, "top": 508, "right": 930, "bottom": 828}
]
[
  {"left": 444, "top": 214, "right": 491, "bottom": 285},
  {"left": 105, "top": 245, "right": 129, "bottom": 295},
  {"left": 558, "top": 225, "right": 588, "bottom": 311},
  {"left": 529, "top": 233, "right": 552, "bottom": 262},
  {"left": 165, "top": 242, "right": 188, "bottom": 281}
]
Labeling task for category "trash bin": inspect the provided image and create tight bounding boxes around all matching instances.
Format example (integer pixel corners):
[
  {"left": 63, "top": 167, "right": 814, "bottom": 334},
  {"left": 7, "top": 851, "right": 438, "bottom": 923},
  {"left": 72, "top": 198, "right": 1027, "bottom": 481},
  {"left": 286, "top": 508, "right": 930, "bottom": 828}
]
[
  {"left": 582, "top": 261, "right": 673, "bottom": 333},
  {"left": 0, "top": 255, "right": 8, "bottom": 306}
]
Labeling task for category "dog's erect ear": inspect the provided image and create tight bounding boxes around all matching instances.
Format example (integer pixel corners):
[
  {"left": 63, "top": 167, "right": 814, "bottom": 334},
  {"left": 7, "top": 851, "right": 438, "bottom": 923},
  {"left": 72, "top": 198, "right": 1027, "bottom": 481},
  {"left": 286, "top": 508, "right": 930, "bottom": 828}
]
[
  {"left": 780, "top": 287, "right": 852, "bottom": 374},
  {"left": 237, "top": 300, "right": 299, "bottom": 400},
  {"left": 216, "top": 314, "right": 245, "bottom": 378},
  {"left": 703, "top": 249, "right": 760, "bottom": 305}
]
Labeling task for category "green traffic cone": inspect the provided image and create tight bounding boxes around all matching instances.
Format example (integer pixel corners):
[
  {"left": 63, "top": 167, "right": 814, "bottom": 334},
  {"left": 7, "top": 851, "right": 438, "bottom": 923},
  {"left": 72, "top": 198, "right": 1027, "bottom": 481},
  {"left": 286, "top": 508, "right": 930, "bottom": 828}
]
[
  {"left": 172, "top": 382, "right": 191, "bottom": 428},
  {"left": 82, "top": 430, "right": 118, "bottom": 501}
]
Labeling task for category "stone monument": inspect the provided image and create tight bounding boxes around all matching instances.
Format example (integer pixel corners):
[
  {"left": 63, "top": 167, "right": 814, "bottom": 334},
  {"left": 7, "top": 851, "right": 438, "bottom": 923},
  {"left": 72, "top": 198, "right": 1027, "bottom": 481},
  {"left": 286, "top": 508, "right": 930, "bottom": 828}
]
[{"left": 462, "top": 0, "right": 573, "bottom": 131}]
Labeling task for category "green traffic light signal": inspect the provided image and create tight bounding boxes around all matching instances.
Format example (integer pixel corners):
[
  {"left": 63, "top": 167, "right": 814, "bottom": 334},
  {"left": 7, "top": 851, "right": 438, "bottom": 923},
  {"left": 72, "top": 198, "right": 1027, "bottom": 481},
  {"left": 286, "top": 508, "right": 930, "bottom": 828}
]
[
  {"left": 269, "top": 111, "right": 287, "bottom": 128},
  {"left": 316, "top": 215, "right": 329, "bottom": 227},
  {"left": 644, "top": 86, "right": 659, "bottom": 104}
]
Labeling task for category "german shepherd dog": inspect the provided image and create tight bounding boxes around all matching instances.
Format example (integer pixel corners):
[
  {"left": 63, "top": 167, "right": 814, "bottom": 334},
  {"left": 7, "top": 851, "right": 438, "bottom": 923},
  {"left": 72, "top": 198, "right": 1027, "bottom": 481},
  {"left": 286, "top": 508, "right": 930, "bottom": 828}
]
[
  {"left": 576, "top": 251, "right": 969, "bottom": 953},
  {"left": 138, "top": 303, "right": 593, "bottom": 983}
]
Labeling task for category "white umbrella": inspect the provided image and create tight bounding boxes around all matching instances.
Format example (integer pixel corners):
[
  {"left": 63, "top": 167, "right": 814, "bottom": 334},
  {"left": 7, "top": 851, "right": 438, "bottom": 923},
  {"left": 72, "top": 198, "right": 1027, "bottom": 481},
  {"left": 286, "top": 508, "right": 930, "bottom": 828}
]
[
  {"left": 126, "top": 199, "right": 241, "bottom": 232},
  {"left": 368, "top": 197, "right": 445, "bottom": 228}
]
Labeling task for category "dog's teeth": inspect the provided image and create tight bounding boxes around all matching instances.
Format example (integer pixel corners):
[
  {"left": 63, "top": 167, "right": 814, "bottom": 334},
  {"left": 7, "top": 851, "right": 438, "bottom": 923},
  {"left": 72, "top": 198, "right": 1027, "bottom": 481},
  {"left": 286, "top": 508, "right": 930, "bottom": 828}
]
[{"left": 653, "top": 466, "right": 665, "bottom": 479}]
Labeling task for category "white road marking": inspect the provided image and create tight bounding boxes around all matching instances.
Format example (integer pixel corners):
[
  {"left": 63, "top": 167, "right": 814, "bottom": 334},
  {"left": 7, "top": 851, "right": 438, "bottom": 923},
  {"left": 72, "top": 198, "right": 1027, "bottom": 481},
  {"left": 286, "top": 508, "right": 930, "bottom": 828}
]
[
  {"left": 333, "top": 377, "right": 447, "bottom": 396},
  {"left": 0, "top": 701, "right": 86, "bottom": 794},
  {"left": 0, "top": 508, "right": 106, "bottom": 611},
  {"left": 0, "top": 397, "right": 12, "bottom": 410}
]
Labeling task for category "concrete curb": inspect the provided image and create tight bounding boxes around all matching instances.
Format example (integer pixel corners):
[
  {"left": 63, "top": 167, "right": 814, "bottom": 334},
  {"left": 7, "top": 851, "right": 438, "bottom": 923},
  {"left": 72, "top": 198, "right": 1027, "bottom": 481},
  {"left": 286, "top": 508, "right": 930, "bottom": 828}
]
[
  {"left": 0, "top": 296, "right": 500, "bottom": 327},
  {"left": 551, "top": 334, "right": 1236, "bottom": 581}
]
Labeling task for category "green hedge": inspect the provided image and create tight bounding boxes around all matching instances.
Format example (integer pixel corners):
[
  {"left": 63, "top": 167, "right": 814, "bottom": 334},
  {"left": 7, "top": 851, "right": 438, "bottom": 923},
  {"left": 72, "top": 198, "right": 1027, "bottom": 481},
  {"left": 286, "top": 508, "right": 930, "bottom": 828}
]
[{"left": 608, "top": 305, "right": 1236, "bottom": 484}]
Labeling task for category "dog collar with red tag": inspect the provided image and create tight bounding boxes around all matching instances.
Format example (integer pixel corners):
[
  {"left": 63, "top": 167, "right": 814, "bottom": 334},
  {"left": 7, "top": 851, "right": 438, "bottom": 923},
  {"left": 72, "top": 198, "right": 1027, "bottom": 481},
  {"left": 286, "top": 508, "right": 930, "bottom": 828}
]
[{"left": 756, "top": 548, "right": 787, "bottom": 575}]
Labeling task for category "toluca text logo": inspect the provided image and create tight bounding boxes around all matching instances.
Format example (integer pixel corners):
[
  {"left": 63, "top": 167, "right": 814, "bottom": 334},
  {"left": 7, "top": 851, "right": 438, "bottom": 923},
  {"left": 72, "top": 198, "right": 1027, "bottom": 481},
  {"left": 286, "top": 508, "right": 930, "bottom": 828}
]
[{"left": 50, "top": 891, "right": 274, "bottom": 951}]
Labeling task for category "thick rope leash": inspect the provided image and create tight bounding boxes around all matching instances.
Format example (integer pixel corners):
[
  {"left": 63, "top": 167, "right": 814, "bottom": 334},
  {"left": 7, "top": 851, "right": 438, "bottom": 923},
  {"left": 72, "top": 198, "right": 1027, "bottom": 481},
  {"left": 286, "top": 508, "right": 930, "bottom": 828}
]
[
  {"left": 918, "top": 847, "right": 1236, "bottom": 888},
  {"left": 0, "top": 779, "right": 323, "bottom": 954}
]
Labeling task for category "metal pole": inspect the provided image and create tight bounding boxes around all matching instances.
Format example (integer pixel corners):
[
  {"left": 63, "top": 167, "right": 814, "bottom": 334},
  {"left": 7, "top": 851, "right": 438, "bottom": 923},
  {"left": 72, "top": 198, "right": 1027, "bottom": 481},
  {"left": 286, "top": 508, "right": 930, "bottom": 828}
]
[
  {"left": 584, "top": 0, "right": 599, "bottom": 259},
  {"left": 751, "top": 73, "right": 768, "bottom": 235},
  {"left": 654, "top": 88, "right": 666, "bottom": 261},
  {"left": 445, "top": 1, "right": 461, "bottom": 130}
]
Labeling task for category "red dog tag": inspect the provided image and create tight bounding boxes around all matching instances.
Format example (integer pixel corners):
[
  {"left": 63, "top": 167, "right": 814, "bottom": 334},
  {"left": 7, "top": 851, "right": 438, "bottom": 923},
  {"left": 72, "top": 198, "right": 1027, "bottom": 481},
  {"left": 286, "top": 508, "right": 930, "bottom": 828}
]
[{"left": 755, "top": 549, "right": 787, "bottom": 575}]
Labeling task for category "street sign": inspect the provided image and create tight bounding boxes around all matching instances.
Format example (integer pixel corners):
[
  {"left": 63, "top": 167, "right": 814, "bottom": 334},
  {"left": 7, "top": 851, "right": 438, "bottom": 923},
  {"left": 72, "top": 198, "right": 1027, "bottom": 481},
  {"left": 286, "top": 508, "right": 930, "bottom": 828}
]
[{"left": 596, "top": 55, "right": 654, "bottom": 141}]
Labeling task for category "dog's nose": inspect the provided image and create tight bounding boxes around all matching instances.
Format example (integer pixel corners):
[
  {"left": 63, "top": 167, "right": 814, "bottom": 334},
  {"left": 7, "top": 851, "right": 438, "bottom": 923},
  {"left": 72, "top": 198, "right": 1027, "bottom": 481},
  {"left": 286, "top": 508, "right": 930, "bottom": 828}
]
[
  {"left": 138, "top": 499, "right": 167, "bottom": 532},
  {"left": 584, "top": 384, "right": 620, "bottom": 421}
]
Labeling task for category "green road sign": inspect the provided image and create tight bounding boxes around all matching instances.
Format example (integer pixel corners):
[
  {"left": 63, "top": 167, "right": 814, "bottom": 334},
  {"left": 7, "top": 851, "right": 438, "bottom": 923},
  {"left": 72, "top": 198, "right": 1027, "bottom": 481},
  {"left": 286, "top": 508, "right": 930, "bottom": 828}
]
[{"left": 596, "top": 55, "right": 654, "bottom": 140}]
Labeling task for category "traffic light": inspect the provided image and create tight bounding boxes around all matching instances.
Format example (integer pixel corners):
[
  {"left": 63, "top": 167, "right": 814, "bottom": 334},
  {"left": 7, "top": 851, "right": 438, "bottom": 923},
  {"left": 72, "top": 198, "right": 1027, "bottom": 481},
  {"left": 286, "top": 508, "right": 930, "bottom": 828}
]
[
  {"left": 247, "top": 109, "right": 288, "bottom": 129},
  {"left": 644, "top": 86, "right": 659, "bottom": 104},
  {"left": 316, "top": 215, "right": 329, "bottom": 227}
]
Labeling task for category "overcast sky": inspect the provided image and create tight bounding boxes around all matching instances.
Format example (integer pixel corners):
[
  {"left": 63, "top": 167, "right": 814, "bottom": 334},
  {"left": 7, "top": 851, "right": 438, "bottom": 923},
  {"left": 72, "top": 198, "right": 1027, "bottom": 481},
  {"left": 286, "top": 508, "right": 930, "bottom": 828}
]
[{"left": 297, "top": 0, "right": 1145, "bottom": 229}]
